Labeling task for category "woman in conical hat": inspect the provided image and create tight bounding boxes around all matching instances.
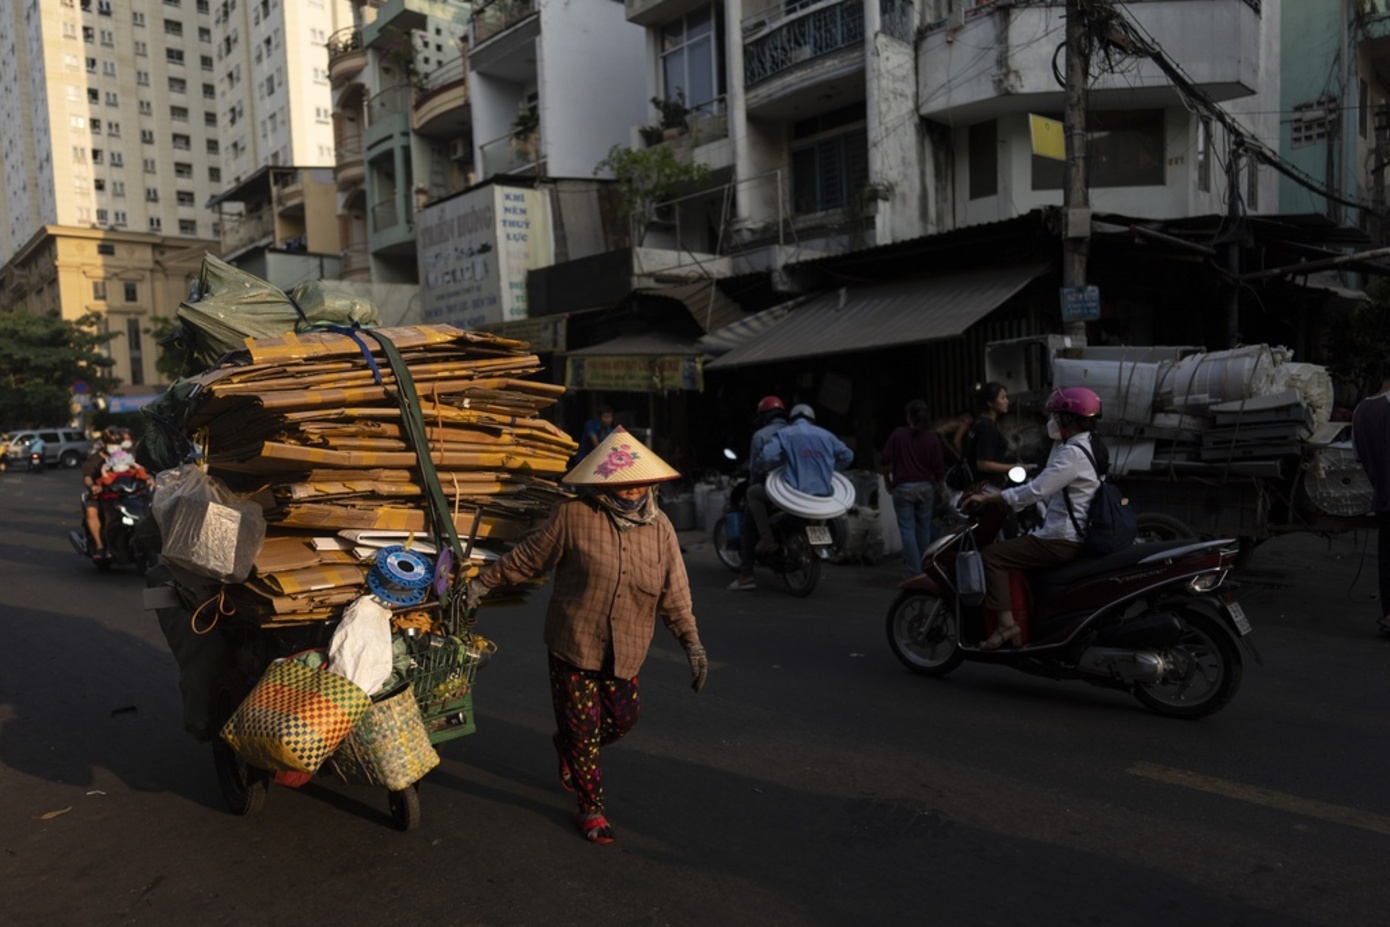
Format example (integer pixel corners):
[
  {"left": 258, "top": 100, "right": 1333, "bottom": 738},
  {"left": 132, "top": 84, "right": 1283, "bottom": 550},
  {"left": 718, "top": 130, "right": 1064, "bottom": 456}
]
[{"left": 465, "top": 426, "right": 709, "bottom": 845}]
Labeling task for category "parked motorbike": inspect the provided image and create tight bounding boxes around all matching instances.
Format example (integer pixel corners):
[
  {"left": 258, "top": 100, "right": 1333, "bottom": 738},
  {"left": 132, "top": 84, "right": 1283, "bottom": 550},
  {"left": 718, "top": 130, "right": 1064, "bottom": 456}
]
[
  {"left": 27, "top": 450, "right": 44, "bottom": 472},
  {"left": 886, "top": 479, "right": 1257, "bottom": 718},
  {"left": 69, "top": 474, "right": 153, "bottom": 573},
  {"left": 712, "top": 452, "right": 839, "bottom": 596}
]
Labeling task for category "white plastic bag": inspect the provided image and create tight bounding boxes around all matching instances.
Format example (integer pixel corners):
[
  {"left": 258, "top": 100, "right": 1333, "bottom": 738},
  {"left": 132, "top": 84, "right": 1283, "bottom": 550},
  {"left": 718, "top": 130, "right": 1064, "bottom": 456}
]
[
  {"left": 152, "top": 464, "right": 266, "bottom": 583},
  {"left": 328, "top": 595, "right": 395, "bottom": 696}
]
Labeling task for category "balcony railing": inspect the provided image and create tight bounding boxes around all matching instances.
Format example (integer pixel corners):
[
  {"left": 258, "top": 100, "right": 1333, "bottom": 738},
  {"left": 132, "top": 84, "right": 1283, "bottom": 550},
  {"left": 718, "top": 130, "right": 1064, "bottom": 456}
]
[
  {"left": 744, "top": 0, "right": 864, "bottom": 88},
  {"left": 880, "top": 0, "right": 913, "bottom": 43},
  {"left": 471, "top": 0, "right": 537, "bottom": 46},
  {"left": 368, "top": 84, "right": 412, "bottom": 124},
  {"left": 373, "top": 197, "right": 406, "bottom": 231},
  {"left": 220, "top": 208, "right": 274, "bottom": 252},
  {"left": 417, "top": 57, "right": 467, "bottom": 94},
  {"left": 480, "top": 131, "right": 542, "bottom": 179},
  {"left": 327, "top": 27, "right": 362, "bottom": 61}
]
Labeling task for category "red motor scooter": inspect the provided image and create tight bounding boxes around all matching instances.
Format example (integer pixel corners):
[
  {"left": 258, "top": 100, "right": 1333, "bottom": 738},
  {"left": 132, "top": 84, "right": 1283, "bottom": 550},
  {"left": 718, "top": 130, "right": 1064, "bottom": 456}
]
[{"left": 885, "top": 486, "right": 1258, "bottom": 719}]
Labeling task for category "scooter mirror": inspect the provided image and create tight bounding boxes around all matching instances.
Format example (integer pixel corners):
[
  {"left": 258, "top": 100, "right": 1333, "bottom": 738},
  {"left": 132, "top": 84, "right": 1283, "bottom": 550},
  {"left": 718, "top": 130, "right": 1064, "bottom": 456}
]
[
  {"left": 1007, "top": 465, "right": 1029, "bottom": 484},
  {"left": 723, "top": 447, "right": 738, "bottom": 460}
]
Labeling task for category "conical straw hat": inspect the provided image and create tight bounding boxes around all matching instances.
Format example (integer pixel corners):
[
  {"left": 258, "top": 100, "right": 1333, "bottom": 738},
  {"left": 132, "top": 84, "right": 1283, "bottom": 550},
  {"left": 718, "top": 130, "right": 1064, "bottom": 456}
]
[{"left": 563, "top": 425, "right": 680, "bottom": 486}]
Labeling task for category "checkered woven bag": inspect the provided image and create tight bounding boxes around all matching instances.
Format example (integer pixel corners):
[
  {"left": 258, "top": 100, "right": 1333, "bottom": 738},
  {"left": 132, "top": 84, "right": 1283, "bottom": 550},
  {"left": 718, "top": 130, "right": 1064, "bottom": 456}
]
[
  {"left": 220, "top": 657, "right": 371, "bottom": 774},
  {"left": 330, "top": 686, "right": 439, "bottom": 791}
]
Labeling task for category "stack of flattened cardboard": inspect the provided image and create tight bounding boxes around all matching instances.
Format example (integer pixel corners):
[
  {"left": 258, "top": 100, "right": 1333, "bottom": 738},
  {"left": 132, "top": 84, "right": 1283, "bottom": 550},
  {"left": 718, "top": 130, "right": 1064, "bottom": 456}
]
[{"left": 181, "top": 324, "right": 576, "bottom": 626}]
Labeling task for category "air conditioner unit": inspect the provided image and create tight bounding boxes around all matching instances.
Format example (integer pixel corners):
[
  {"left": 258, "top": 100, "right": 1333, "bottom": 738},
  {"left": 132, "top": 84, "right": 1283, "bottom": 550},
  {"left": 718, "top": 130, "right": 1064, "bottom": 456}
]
[{"left": 448, "top": 138, "right": 469, "bottom": 161}]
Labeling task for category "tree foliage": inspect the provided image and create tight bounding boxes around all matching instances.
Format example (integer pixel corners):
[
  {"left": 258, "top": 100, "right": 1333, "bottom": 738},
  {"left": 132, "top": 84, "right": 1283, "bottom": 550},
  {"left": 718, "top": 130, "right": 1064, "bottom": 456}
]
[
  {"left": 0, "top": 311, "right": 118, "bottom": 428},
  {"left": 593, "top": 145, "right": 711, "bottom": 246},
  {"left": 1324, "top": 279, "right": 1390, "bottom": 401}
]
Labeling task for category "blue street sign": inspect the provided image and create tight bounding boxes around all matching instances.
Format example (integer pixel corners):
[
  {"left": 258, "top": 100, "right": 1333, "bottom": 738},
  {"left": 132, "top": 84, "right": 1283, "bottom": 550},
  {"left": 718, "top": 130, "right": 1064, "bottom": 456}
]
[{"left": 1060, "top": 285, "right": 1101, "bottom": 322}]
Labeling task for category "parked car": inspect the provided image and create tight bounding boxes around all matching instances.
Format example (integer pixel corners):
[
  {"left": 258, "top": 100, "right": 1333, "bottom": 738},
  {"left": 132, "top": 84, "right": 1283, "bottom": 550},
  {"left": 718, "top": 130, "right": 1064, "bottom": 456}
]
[{"left": 4, "top": 429, "right": 91, "bottom": 469}]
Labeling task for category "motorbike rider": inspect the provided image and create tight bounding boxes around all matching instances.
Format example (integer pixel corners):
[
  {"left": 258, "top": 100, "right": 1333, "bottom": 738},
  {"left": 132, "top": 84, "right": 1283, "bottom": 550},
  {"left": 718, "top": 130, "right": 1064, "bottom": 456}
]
[
  {"left": 27, "top": 434, "right": 46, "bottom": 469},
  {"left": 747, "top": 403, "right": 852, "bottom": 548},
  {"left": 962, "top": 387, "right": 1106, "bottom": 650},
  {"left": 81, "top": 426, "right": 124, "bottom": 559},
  {"left": 728, "top": 396, "right": 790, "bottom": 591}
]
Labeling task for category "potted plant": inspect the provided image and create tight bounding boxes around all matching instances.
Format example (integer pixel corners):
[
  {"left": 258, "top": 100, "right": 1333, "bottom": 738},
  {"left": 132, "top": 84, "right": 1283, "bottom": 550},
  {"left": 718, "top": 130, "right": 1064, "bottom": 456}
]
[
  {"left": 652, "top": 93, "right": 689, "bottom": 140},
  {"left": 638, "top": 125, "right": 666, "bottom": 148},
  {"left": 511, "top": 101, "right": 540, "bottom": 164}
]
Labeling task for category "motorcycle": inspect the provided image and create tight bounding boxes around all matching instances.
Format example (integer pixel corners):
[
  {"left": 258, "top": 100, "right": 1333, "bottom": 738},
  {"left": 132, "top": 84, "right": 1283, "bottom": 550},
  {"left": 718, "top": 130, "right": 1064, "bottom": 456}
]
[
  {"left": 886, "top": 474, "right": 1257, "bottom": 719},
  {"left": 712, "top": 452, "right": 842, "bottom": 597},
  {"left": 27, "top": 449, "right": 44, "bottom": 472},
  {"left": 69, "top": 474, "right": 154, "bottom": 573}
]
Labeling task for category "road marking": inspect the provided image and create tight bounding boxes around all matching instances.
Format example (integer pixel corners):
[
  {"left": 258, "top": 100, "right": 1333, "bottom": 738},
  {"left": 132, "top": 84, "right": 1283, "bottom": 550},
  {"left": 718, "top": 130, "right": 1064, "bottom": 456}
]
[{"left": 1127, "top": 761, "right": 1390, "bottom": 837}]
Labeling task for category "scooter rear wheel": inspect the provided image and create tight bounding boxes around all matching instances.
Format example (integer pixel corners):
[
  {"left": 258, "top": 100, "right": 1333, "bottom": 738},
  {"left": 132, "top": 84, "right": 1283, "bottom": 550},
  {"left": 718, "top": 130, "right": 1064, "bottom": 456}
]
[
  {"left": 712, "top": 516, "right": 741, "bottom": 572},
  {"left": 886, "top": 591, "right": 963, "bottom": 677},
  {"left": 777, "top": 532, "right": 820, "bottom": 597},
  {"left": 1133, "top": 610, "right": 1242, "bottom": 719}
]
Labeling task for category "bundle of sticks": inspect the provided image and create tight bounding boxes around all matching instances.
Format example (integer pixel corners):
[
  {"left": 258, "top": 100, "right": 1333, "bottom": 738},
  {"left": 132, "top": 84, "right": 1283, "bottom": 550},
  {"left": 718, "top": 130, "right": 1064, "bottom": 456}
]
[{"left": 178, "top": 324, "right": 575, "bottom": 627}]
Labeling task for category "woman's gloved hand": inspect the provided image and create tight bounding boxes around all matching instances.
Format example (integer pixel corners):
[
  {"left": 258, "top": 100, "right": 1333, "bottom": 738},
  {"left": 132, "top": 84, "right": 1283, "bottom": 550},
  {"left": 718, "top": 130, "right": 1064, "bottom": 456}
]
[
  {"left": 463, "top": 579, "right": 488, "bottom": 612},
  {"left": 685, "top": 643, "right": 708, "bottom": 693}
]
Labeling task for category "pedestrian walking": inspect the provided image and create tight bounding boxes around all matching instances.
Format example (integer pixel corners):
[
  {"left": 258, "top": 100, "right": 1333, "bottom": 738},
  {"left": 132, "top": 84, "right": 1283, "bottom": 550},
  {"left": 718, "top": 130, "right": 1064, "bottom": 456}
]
[
  {"left": 466, "top": 426, "right": 708, "bottom": 844},
  {"left": 1353, "top": 361, "right": 1390, "bottom": 635},
  {"left": 881, "top": 399, "right": 946, "bottom": 574}
]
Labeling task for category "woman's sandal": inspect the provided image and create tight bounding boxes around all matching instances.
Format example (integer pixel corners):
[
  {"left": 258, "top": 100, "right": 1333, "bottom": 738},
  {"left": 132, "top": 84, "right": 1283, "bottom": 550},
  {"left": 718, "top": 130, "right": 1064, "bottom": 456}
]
[
  {"left": 551, "top": 732, "right": 574, "bottom": 793},
  {"left": 575, "top": 812, "right": 616, "bottom": 845},
  {"left": 979, "top": 624, "right": 1023, "bottom": 651}
]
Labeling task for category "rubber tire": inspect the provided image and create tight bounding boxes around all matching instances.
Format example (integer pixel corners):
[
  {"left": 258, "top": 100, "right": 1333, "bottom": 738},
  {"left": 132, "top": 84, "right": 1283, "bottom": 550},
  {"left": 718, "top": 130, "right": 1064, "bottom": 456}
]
[
  {"left": 1134, "top": 513, "right": 1196, "bottom": 543},
  {"left": 777, "top": 531, "right": 821, "bottom": 597},
  {"left": 712, "top": 516, "right": 741, "bottom": 572},
  {"left": 389, "top": 785, "right": 421, "bottom": 831},
  {"left": 211, "top": 679, "right": 271, "bottom": 815},
  {"left": 60, "top": 450, "right": 81, "bottom": 469},
  {"left": 1133, "top": 610, "right": 1243, "bottom": 719},
  {"left": 886, "top": 591, "right": 963, "bottom": 677}
]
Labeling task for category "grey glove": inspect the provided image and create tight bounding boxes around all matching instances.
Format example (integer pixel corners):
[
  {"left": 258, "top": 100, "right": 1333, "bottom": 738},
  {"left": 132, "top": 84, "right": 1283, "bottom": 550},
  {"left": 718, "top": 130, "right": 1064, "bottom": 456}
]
[
  {"left": 686, "top": 643, "right": 708, "bottom": 693},
  {"left": 463, "top": 579, "right": 488, "bottom": 612}
]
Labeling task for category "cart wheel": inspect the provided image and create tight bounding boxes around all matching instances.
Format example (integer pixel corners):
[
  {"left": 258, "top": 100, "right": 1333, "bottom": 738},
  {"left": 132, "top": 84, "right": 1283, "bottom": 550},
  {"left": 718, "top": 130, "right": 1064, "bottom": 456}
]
[
  {"left": 211, "top": 676, "right": 271, "bottom": 816},
  {"left": 388, "top": 785, "right": 420, "bottom": 831}
]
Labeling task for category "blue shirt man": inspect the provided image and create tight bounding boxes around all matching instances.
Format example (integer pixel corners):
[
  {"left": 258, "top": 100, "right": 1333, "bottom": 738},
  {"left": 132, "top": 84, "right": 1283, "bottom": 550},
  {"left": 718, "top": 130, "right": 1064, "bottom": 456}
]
[{"left": 755, "top": 409, "right": 853, "bottom": 496}]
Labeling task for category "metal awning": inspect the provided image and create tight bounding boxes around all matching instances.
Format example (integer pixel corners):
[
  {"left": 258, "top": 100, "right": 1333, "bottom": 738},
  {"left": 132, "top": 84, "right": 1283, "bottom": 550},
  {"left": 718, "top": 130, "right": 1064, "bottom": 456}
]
[
  {"left": 705, "top": 261, "right": 1051, "bottom": 369},
  {"left": 695, "top": 302, "right": 795, "bottom": 354}
]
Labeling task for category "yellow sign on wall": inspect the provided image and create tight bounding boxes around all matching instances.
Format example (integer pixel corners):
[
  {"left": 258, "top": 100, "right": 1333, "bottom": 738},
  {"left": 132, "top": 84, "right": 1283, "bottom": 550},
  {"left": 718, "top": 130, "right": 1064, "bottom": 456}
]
[
  {"left": 565, "top": 355, "right": 703, "bottom": 392},
  {"left": 1030, "top": 114, "right": 1066, "bottom": 161}
]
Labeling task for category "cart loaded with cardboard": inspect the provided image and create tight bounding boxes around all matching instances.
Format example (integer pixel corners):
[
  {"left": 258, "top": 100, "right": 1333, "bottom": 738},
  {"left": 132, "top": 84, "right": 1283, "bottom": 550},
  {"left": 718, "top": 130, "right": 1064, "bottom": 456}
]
[{"left": 144, "top": 258, "right": 574, "bottom": 830}]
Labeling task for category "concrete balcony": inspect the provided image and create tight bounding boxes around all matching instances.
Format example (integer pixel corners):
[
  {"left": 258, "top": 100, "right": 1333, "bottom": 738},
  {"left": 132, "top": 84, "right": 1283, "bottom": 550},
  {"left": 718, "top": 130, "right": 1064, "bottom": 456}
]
[
  {"left": 919, "top": 0, "right": 1262, "bottom": 123},
  {"left": 340, "top": 241, "right": 371, "bottom": 281},
  {"left": 335, "top": 138, "right": 365, "bottom": 189},
  {"left": 625, "top": 0, "right": 706, "bottom": 28},
  {"left": 327, "top": 28, "right": 366, "bottom": 87},
  {"left": 480, "top": 130, "right": 543, "bottom": 180},
  {"left": 370, "top": 196, "right": 417, "bottom": 256},
  {"left": 364, "top": 0, "right": 471, "bottom": 50},
  {"left": 414, "top": 58, "right": 470, "bottom": 138},
  {"left": 365, "top": 84, "right": 413, "bottom": 151},
  {"left": 274, "top": 171, "right": 305, "bottom": 216},
  {"left": 742, "top": 0, "right": 866, "bottom": 119},
  {"left": 220, "top": 207, "right": 274, "bottom": 255},
  {"left": 469, "top": 0, "right": 540, "bottom": 78}
]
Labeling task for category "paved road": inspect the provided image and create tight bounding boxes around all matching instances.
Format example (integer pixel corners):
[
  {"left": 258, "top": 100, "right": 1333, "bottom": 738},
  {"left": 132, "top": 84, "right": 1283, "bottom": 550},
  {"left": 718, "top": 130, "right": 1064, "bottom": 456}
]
[{"left": 3, "top": 467, "right": 1389, "bottom": 926}]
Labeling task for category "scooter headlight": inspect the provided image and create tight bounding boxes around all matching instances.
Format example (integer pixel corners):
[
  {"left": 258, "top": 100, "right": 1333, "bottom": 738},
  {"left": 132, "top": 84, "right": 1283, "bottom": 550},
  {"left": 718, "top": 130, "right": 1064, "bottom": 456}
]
[{"left": 1188, "top": 570, "right": 1227, "bottom": 593}]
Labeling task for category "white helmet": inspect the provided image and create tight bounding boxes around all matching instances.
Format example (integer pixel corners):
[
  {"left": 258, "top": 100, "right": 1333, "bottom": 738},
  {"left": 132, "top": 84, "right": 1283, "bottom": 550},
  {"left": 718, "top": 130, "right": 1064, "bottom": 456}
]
[{"left": 789, "top": 403, "right": 815, "bottom": 422}]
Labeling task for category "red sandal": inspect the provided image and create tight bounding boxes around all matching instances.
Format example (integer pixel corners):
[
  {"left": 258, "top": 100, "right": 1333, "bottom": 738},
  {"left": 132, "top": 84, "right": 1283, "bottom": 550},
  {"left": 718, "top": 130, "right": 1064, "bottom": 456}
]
[
  {"left": 551, "top": 732, "right": 574, "bottom": 793},
  {"left": 575, "top": 812, "right": 616, "bottom": 845}
]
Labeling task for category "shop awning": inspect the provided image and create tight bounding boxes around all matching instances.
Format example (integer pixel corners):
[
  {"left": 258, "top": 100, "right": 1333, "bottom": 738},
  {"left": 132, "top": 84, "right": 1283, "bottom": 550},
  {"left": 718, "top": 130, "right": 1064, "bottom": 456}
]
[
  {"left": 563, "top": 332, "right": 704, "bottom": 392},
  {"left": 695, "top": 303, "right": 794, "bottom": 354},
  {"left": 636, "top": 279, "right": 745, "bottom": 333},
  {"left": 705, "top": 262, "right": 1051, "bottom": 369}
]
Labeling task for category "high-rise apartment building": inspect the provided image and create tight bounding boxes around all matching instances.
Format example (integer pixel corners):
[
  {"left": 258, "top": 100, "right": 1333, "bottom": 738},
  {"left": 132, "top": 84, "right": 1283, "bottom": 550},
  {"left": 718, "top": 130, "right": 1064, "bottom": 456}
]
[{"left": 0, "top": 0, "right": 224, "bottom": 395}]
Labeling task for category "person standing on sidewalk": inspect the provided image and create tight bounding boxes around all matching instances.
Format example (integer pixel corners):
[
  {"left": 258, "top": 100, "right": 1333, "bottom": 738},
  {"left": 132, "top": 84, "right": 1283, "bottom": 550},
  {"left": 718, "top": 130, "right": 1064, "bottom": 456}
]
[
  {"left": 1353, "top": 362, "right": 1390, "bottom": 635},
  {"left": 880, "top": 399, "right": 947, "bottom": 574},
  {"left": 465, "top": 426, "right": 708, "bottom": 844}
]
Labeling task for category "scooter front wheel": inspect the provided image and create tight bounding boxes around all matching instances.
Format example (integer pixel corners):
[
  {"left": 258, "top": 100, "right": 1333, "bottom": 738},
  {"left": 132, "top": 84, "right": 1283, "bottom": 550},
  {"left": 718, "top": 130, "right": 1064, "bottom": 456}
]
[
  {"left": 1133, "top": 610, "right": 1242, "bottom": 719},
  {"left": 712, "top": 515, "right": 741, "bottom": 572},
  {"left": 886, "top": 591, "right": 962, "bottom": 677}
]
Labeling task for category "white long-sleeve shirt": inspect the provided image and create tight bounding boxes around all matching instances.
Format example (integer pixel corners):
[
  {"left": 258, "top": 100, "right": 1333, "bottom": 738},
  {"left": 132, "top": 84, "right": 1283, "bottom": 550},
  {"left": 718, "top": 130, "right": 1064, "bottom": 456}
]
[{"left": 1000, "top": 432, "right": 1101, "bottom": 542}]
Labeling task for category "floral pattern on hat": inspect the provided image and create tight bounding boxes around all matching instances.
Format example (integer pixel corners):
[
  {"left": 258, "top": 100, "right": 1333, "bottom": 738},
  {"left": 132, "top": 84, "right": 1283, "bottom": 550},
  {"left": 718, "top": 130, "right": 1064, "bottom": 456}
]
[{"left": 594, "top": 443, "right": 640, "bottom": 479}]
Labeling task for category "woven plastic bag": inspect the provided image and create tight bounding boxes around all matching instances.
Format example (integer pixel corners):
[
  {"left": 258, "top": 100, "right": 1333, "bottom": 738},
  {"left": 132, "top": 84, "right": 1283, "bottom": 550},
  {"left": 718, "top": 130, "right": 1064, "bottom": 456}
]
[
  {"left": 220, "top": 654, "right": 370, "bottom": 774},
  {"left": 153, "top": 464, "right": 266, "bottom": 583},
  {"left": 331, "top": 686, "right": 439, "bottom": 791}
]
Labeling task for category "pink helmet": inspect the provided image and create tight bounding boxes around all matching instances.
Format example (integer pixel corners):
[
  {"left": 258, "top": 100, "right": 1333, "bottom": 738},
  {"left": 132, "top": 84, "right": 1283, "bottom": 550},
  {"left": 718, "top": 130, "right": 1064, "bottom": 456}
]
[{"left": 1045, "top": 387, "right": 1102, "bottom": 418}]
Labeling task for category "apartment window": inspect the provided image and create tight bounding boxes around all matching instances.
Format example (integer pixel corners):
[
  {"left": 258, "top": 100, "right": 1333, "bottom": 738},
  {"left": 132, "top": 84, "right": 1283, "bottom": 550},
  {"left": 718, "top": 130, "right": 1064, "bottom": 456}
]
[
  {"left": 149, "top": 217, "right": 162, "bottom": 231},
  {"left": 98, "top": 243, "right": 116, "bottom": 255},
  {"left": 1196, "top": 116, "right": 1212, "bottom": 193},
  {"left": 113, "top": 210, "right": 127, "bottom": 226},
  {"left": 96, "top": 207, "right": 109, "bottom": 223},
  {"left": 198, "top": 0, "right": 209, "bottom": 12},
  {"left": 202, "top": 83, "right": 215, "bottom": 99},
  {"left": 265, "top": 75, "right": 275, "bottom": 97},
  {"left": 165, "top": 19, "right": 183, "bottom": 36},
  {"left": 146, "top": 187, "right": 160, "bottom": 202},
  {"left": 175, "top": 162, "right": 193, "bottom": 178},
  {"left": 98, "top": 0, "right": 112, "bottom": 14},
  {"left": 143, "top": 157, "right": 157, "bottom": 172},
  {"left": 176, "top": 191, "right": 196, "bottom": 206},
  {"left": 172, "top": 133, "right": 191, "bottom": 149},
  {"left": 208, "top": 166, "right": 221, "bottom": 182},
  {"left": 201, "top": 55, "right": 213, "bottom": 71},
  {"left": 91, "top": 117, "right": 102, "bottom": 133},
  {"left": 179, "top": 219, "right": 198, "bottom": 235},
  {"left": 94, "top": 178, "right": 106, "bottom": 191},
  {"left": 133, "top": 10, "right": 145, "bottom": 25},
  {"left": 968, "top": 120, "right": 998, "bottom": 200},
  {"left": 790, "top": 105, "right": 869, "bottom": 214},
  {"left": 127, "top": 318, "right": 144, "bottom": 386},
  {"left": 105, "top": 91, "right": 119, "bottom": 106},
  {"left": 65, "top": 20, "right": 79, "bottom": 38},
  {"left": 204, "top": 111, "right": 217, "bottom": 127},
  {"left": 661, "top": 6, "right": 722, "bottom": 116},
  {"left": 1291, "top": 100, "right": 1333, "bottom": 148},
  {"left": 112, "top": 181, "right": 125, "bottom": 196},
  {"left": 139, "top": 100, "right": 153, "bottom": 114},
  {"left": 93, "top": 281, "right": 107, "bottom": 300},
  {"left": 166, "top": 77, "right": 185, "bottom": 94},
  {"left": 167, "top": 49, "right": 185, "bottom": 65},
  {"left": 109, "top": 152, "right": 123, "bottom": 166},
  {"left": 88, "top": 87, "right": 99, "bottom": 103},
  {"left": 83, "top": 25, "right": 94, "bottom": 42},
  {"left": 100, "top": 29, "right": 114, "bottom": 45},
  {"left": 134, "top": 40, "right": 147, "bottom": 56},
  {"left": 102, "top": 61, "right": 116, "bottom": 76},
  {"left": 92, "top": 149, "right": 104, "bottom": 164},
  {"left": 199, "top": 27, "right": 211, "bottom": 42},
  {"left": 1033, "top": 110, "right": 1165, "bottom": 189},
  {"left": 207, "top": 139, "right": 219, "bottom": 154},
  {"left": 107, "top": 121, "right": 120, "bottom": 136},
  {"left": 137, "top": 70, "right": 150, "bottom": 85},
  {"left": 165, "top": 0, "right": 181, "bottom": 6},
  {"left": 71, "top": 115, "right": 88, "bottom": 130},
  {"left": 171, "top": 106, "right": 189, "bottom": 122},
  {"left": 85, "top": 56, "right": 97, "bottom": 72},
  {"left": 124, "top": 282, "right": 139, "bottom": 302}
]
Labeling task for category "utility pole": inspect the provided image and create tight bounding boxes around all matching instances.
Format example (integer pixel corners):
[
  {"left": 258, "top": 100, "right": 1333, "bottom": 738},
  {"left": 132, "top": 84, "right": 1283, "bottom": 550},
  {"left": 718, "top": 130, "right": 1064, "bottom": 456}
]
[
  {"left": 1062, "top": 0, "right": 1091, "bottom": 344},
  {"left": 1225, "top": 142, "right": 1242, "bottom": 349}
]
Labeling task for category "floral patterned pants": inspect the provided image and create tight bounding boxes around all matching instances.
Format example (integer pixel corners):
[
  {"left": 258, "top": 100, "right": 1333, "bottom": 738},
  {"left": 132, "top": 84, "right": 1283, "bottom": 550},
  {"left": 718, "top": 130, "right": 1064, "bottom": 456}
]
[{"left": 548, "top": 652, "right": 641, "bottom": 815}]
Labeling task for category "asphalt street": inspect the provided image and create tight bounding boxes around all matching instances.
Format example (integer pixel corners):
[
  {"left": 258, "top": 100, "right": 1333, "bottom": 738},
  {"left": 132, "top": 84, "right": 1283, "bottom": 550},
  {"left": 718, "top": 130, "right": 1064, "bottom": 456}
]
[{"left": 3, "top": 466, "right": 1390, "bottom": 926}]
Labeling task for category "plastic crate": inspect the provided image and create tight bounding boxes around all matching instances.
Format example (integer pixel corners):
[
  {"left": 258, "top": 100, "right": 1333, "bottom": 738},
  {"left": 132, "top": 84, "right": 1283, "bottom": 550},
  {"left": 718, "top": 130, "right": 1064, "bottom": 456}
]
[{"left": 403, "top": 634, "right": 485, "bottom": 745}]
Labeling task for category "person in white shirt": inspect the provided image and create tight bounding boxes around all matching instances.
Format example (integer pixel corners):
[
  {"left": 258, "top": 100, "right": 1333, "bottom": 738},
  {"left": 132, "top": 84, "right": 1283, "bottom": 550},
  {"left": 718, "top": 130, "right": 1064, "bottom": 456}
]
[{"left": 962, "top": 387, "right": 1106, "bottom": 649}]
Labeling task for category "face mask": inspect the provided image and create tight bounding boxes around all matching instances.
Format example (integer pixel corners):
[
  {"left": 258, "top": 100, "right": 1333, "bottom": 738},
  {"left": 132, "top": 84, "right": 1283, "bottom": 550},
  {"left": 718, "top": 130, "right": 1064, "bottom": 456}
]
[
  {"left": 121, "top": 440, "right": 133, "bottom": 450},
  {"left": 609, "top": 491, "right": 646, "bottom": 511},
  {"left": 105, "top": 444, "right": 121, "bottom": 454},
  {"left": 1046, "top": 417, "right": 1062, "bottom": 441}
]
